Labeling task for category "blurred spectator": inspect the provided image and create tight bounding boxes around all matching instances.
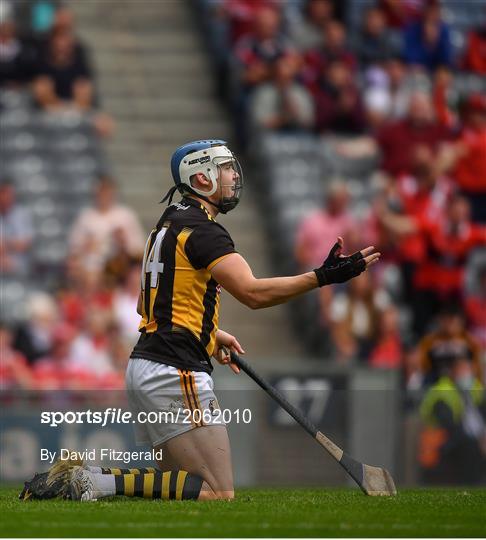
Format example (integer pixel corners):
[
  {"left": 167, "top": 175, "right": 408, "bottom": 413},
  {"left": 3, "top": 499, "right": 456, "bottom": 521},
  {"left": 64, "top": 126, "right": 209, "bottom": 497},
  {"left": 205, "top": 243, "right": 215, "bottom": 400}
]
[
  {"left": 376, "top": 91, "right": 450, "bottom": 176},
  {"left": 288, "top": 0, "right": 334, "bottom": 51},
  {"left": 369, "top": 305, "right": 403, "bottom": 369},
  {"left": 233, "top": 5, "right": 288, "bottom": 91},
  {"left": 104, "top": 227, "right": 142, "bottom": 287},
  {"left": 354, "top": 7, "right": 399, "bottom": 68},
  {"left": 314, "top": 60, "right": 365, "bottom": 134},
  {"left": 13, "top": 292, "right": 58, "bottom": 364},
  {"left": 329, "top": 271, "right": 391, "bottom": 363},
  {"left": 378, "top": 0, "right": 425, "bottom": 29},
  {"left": 0, "top": 322, "right": 33, "bottom": 390},
  {"left": 461, "top": 25, "right": 486, "bottom": 75},
  {"left": 441, "top": 94, "right": 486, "bottom": 224},
  {"left": 303, "top": 20, "right": 356, "bottom": 92},
  {"left": 419, "top": 356, "right": 486, "bottom": 485},
  {"left": 431, "top": 66, "right": 458, "bottom": 128},
  {"left": 69, "top": 178, "right": 145, "bottom": 273},
  {"left": 0, "top": 181, "right": 33, "bottom": 277},
  {"left": 69, "top": 309, "right": 116, "bottom": 377},
  {"left": 218, "top": 0, "right": 281, "bottom": 47},
  {"left": 418, "top": 307, "right": 482, "bottom": 387},
  {"left": 295, "top": 181, "right": 357, "bottom": 269},
  {"left": 402, "top": 2, "right": 452, "bottom": 71},
  {"left": 0, "top": 1, "right": 36, "bottom": 88},
  {"left": 32, "top": 28, "right": 93, "bottom": 110},
  {"left": 249, "top": 52, "right": 314, "bottom": 131},
  {"left": 415, "top": 195, "right": 486, "bottom": 309},
  {"left": 57, "top": 267, "right": 113, "bottom": 330},
  {"left": 112, "top": 262, "right": 142, "bottom": 346},
  {"left": 32, "top": 323, "right": 84, "bottom": 389},
  {"left": 378, "top": 144, "right": 453, "bottom": 332},
  {"left": 465, "top": 264, "right": 486, "bottom": 350}
]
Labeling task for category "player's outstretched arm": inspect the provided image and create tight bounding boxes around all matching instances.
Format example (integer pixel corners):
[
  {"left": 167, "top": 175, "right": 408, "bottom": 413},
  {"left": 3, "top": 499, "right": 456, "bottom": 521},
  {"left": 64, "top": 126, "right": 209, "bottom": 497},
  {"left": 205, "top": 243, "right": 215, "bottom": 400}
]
[{"left": 211, "top": 237, "right": 380, "bottom": 310}]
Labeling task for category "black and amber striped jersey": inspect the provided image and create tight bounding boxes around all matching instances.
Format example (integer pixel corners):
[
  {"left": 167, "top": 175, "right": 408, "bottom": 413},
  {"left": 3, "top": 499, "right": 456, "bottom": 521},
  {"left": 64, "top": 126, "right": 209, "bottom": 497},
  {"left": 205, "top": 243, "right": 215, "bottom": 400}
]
[{"left": 130, "top": 197, "right": 236, "bottom": 373}]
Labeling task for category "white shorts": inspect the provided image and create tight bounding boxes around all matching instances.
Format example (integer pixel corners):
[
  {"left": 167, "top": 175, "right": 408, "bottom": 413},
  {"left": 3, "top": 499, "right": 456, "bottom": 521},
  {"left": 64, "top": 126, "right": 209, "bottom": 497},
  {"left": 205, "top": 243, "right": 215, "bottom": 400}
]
[{"left": 125, "top": 358, "right": 223, "bottom": 447}]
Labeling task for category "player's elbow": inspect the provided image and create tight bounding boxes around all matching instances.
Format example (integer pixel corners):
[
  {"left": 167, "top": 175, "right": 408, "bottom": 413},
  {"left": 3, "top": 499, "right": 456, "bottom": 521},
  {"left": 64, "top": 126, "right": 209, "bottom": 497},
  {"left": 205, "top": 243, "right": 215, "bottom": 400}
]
[{"left": 243, "top": 292, "right": 268, "bottom": 310}]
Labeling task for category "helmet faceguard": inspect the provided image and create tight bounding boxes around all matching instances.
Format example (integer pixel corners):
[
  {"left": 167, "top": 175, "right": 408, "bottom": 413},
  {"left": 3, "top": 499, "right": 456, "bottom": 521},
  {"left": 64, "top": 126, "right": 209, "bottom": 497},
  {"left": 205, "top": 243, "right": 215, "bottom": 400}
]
[{"left": 163, "top": 140, "right": 243, "bottom": 213}]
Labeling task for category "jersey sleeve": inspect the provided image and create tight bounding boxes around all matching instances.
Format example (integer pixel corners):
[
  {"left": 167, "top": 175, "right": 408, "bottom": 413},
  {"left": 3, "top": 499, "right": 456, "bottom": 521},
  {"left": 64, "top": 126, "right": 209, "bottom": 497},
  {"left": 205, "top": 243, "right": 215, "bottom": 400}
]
[{"left": 185, "top": 222, "right": 236, "bottom": 270}]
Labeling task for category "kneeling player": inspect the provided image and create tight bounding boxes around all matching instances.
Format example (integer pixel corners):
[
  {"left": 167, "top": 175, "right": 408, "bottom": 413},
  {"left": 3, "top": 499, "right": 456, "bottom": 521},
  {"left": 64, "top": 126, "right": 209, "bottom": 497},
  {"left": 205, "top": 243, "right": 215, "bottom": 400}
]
[{"left": 57, "top": 140, "right": 378, "bottom": 502}]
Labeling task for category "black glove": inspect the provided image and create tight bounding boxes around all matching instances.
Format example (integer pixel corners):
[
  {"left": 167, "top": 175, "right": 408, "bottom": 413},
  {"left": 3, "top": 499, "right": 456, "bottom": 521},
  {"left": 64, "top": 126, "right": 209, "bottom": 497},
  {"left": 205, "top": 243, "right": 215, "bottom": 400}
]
[{"left": 314, "top": 241, "right": 366, "bottom": 287}]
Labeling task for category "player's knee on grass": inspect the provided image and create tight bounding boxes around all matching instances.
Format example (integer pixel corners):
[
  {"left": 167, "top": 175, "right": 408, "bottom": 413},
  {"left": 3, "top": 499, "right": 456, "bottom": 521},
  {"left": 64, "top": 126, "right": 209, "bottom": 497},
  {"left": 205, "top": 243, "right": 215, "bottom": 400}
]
[{"left": 199, "top": 481, "right": 234, "bottom": 501}]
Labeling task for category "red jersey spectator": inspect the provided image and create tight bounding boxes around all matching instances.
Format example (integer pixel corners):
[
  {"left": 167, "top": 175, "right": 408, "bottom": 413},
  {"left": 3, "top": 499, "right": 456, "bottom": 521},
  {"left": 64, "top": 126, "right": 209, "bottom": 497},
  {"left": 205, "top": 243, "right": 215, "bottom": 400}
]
[
  {"left": 369, "top": 306, "right": 403, "bottom": 369},
  {"left": 314, "top": 60, "right": 365, "bottom": 134},
  {"left": 378, "top": 0, "right": 425, "bottom": 29},
  {"left": 376, "top": 91, "right": 451, "bottom": 176},
  {"left": 416, "top": 196, "right": 486, "bottom": 303},
  {"left": 451, "top": 95, "right": 486, "bottom": 223},
  {"left": 223, "top": 0, "right": 282, "bottom": 45},
  {"left": 462, "top": 26, "right": 486, "bottom": 75},
  {"left": 465, "top": 265, "right": 486, "bottom": 349},
  {"left": 33, "top": 324, "right": 96, "bottom": 390}
]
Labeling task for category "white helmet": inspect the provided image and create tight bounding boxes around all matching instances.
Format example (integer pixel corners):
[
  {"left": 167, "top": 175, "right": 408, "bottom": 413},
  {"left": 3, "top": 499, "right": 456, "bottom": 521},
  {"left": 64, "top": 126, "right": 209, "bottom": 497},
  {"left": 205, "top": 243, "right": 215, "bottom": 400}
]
[{"left": 162, "top": 139, "right": 243, "bottom": 214}]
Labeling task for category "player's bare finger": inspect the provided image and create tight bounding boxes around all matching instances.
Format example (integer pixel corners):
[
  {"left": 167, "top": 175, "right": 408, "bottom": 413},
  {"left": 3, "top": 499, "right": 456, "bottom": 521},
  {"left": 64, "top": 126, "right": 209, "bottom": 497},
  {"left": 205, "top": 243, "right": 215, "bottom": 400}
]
[
  {"left": 229, "top": 363, "right": 240, "bottom": 374},
  {"left": 360, "top": 246, "right": 376, "bottom": 258},
  {"left": 364, "top": 253, "right": 381, "bottom": 267}
]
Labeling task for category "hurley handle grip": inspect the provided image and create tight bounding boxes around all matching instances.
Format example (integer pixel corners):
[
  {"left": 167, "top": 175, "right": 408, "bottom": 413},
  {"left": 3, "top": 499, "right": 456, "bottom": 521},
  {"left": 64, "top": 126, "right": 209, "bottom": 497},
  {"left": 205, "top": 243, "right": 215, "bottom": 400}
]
[{"left": 229, "top": 351, "right": 318, "bottom": 438}]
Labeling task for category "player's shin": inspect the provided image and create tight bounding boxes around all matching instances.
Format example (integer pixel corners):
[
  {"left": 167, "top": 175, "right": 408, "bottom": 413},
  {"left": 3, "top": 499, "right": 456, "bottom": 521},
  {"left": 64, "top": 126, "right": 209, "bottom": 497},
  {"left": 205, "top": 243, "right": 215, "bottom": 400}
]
[{"left": 114, "top": 470, "right": 203, "bottom": 500}]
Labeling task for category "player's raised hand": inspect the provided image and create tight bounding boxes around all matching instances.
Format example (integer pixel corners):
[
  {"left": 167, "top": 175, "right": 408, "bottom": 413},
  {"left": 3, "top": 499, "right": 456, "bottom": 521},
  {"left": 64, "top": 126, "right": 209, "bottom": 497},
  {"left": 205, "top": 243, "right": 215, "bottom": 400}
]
[{"left": 314, "top": 237, "right": 380, "bottom": 286}]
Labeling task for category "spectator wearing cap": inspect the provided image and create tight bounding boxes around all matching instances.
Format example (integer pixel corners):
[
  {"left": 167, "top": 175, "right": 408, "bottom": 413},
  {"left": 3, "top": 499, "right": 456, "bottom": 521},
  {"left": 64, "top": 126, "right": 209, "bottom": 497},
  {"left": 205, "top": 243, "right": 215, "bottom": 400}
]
[
  {"left": 0, "top": 181, "right": 33, "bottom": 277},
  {"left": 69, "top": 178, "right": 145, "bottom": 273},
  {"left": 249, "top": 52, "right": 314, "bottom": 132},
  {"left": 402, "top": 2, "right": 452, "bottom": 71},
  {"left": 376, "top": 91, "right": 451, "bottom": 177},
  {"left": 418, "top": 307, "right": 482, "bottom": 387}
]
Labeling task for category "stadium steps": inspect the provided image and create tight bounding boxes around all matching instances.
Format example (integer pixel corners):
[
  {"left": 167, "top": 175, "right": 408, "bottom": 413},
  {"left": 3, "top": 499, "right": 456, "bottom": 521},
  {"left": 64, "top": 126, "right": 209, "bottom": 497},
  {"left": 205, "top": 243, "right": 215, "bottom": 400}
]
[{"left": 69, "top": 0, "right": 302, "bottom": 359}]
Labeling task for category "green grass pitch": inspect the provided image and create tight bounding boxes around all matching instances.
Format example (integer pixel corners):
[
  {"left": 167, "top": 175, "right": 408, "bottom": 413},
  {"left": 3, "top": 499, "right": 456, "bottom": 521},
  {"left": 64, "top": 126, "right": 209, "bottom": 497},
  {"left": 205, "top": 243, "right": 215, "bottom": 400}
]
[{"left": 1, "top": 487, "right": 486, "bottom": 537}]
